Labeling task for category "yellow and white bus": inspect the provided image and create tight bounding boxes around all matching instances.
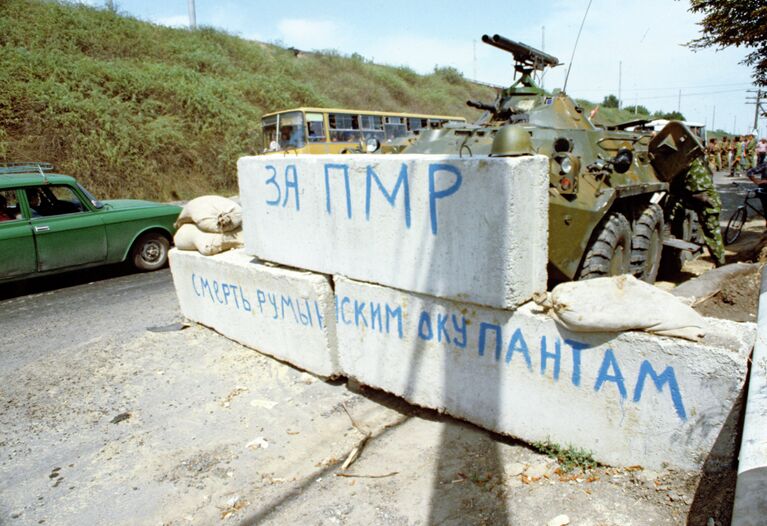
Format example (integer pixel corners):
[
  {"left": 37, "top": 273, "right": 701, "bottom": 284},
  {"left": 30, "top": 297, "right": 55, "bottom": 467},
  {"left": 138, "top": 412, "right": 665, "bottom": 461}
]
[{"left": 261, "top": 107, "right": 466, "bottom": 154}]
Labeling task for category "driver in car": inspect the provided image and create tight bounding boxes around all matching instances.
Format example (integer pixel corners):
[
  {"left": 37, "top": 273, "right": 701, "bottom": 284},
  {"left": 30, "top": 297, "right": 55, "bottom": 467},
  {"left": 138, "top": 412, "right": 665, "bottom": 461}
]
[{"left": 26, "top": 189, "right": 44, "bottom": 217}]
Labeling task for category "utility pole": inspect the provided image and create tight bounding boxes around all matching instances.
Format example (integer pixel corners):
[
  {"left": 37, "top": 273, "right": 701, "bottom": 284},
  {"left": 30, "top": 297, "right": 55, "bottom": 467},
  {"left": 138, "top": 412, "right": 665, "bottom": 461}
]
[
  {"left": 746, "top": 89, "right": 764, "bottom": 131},
  {"left": 712, "top": 106, "right": 716, "bottom": 131},
  {"left": 677, "top": 89, "right": 681, "bottom": 113},
  {"left": 618, "top": 61, "right": 622, "bottom": 109},
  {"left": 540, "top": 26, "right": 545, "bottom": 90},
  {"left": 472, "top": 39, "right": 477, "bottom": 81},
  {"left": 188, "top": 0, "right": 197, "bottom": 29},
  {"left": 733, "top": 115, "right": 737, "bottom": 134}
]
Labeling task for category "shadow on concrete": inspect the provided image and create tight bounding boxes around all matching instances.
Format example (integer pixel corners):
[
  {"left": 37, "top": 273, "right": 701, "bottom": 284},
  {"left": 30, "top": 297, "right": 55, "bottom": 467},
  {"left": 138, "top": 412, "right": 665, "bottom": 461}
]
[{"left": 687, "top": 379, "right": 749, "bottom": 525}]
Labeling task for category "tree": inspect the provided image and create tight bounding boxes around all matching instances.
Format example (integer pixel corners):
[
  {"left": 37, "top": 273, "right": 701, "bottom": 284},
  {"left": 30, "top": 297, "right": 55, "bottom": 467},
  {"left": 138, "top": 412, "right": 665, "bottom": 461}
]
[
  {"left": 654, "top": 110, "right": 686, "bottom": 121},
  {"left": 624, "top": 104, "right": 650, "bottom": 115},
  {"left": 602, "top": 94, "right": 619, "bottom": 108},
  {"left": 688, "top": 0, "right": 767, "bottom": 86}
]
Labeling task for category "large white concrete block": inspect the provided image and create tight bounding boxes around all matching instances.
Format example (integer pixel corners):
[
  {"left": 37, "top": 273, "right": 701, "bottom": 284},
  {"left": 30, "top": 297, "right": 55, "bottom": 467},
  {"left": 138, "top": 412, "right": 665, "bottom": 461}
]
[
  {"left": 169, "top": 249, "right": 339, "bottom": 377},
  {"left": 334, "top": 276, "right": 754, "bottom": 471},
  {"left": 237, "top": 154, "right": 549, "bottom": 310}
]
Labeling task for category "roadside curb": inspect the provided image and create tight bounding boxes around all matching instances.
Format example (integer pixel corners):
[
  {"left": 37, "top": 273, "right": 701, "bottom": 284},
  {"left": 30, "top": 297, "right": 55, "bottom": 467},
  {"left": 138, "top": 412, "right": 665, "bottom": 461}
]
[{"left": 732, "top": 265, "right": 767, "bottom": 525}]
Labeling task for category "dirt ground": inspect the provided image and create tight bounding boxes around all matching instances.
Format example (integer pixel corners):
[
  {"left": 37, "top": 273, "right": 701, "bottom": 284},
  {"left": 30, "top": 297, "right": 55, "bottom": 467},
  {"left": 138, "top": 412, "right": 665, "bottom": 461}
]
[
  {"left": 694, "top": 266, "right": 761, "bottom": 322},
  {"left": 0, "top": 326, "right": 717, "bottom": 526}
]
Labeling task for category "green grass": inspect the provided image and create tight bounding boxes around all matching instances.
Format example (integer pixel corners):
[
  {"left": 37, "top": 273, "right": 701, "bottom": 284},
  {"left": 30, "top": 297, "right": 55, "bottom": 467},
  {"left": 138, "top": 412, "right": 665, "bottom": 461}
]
[
  {"left": 0, "top": 0, "right": 496, "bottom": 200},
  {"left": 1, "top": 1, "right": 665, "bottom": 201},
  {"left": 532, "top": 439, "right": 599, "bottom": 473}
]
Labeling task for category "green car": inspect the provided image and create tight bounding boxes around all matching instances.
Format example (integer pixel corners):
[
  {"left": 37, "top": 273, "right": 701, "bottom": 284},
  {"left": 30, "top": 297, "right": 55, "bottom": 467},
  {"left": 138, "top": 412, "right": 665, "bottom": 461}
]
[{"left": 0, "top": 163, "right": 181, "bottom": 283}]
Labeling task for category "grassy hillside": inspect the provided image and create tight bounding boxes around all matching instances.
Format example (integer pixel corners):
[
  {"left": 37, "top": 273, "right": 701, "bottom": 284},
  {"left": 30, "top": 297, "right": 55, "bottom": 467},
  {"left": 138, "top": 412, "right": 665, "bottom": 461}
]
[{"left": 0, "top": 0, "right": 497, "bottom": 200}]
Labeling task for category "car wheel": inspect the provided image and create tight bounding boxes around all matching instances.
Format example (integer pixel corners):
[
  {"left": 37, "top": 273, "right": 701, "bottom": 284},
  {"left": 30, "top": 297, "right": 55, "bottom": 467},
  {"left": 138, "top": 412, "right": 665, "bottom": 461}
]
[
  {"left": 577, "top": 212, "right": 632, "bottom": 280},
  {"left": 631, "top": 203, "right": 664, "bottom": 283},
  {"left": 131, "top": 232, "right": 170, "bottom": 271}
]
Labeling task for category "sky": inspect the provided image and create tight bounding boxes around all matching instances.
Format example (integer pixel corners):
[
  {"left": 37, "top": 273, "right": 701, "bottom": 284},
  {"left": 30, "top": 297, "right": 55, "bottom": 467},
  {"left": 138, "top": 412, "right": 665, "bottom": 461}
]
[{"left": 86, "top": 0, "right": 764, "bottom": 137}]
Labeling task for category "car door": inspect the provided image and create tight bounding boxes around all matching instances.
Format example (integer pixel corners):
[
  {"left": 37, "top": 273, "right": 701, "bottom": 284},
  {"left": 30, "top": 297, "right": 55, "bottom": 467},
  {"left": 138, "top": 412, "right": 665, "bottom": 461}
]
[
  {"left": 27, "top": 185, "right": 108, "bottom": 272},
  {"left": 0, "top": 189, "right": 36, "bottom": 278}
]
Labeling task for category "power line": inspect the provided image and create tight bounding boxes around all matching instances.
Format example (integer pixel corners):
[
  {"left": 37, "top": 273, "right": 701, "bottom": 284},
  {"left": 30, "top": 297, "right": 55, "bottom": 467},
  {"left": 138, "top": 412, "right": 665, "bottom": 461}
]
[
  {"left": 571, "top": 82, "right": 752, "bottom": 93},
  {"left": 638, "top": 88, "right": 747, "bottom": 100},
  {"left": 572, "top": 87, "right": 747, "bottom": 101}
]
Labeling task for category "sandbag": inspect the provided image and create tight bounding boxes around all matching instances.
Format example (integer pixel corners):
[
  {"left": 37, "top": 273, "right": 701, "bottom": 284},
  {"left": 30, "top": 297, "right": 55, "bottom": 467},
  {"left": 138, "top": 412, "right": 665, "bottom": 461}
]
[
  {"left": 534, "top": 275, "right": 707, "bottom": 341},
  {"left": 173, "top": 223, "right": 244, "bottom": 256},
  {"left": 175, "top": 195, "right": 242, "bottom": 233}
]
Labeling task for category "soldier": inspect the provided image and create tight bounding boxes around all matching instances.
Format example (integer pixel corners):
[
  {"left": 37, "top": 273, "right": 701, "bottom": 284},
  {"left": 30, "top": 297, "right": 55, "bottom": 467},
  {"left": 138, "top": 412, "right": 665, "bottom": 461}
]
[
  {"left": 744, "top": 134, "right": 756, "bottom": 170},
  {"left": 707, "top": 138, "right": 719, "bottom": 171},
  {"left": 671, "top": 157, "right": 726, "bottom": 266},
  {"left": 721, "top": 136, "right": 731, "bottom": 172},
  {"left": 714, "top": 137, "right": 723, "bottom": 171},
  {"left": 730, "top": 136, "right": 742, "bottom": 177}
]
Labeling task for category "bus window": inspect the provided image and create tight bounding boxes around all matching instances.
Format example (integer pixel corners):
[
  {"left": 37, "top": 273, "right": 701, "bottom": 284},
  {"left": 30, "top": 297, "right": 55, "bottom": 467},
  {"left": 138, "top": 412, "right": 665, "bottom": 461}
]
[
  {"left": 384, "top": 117, "right": 407, "bottom": 140},
  {"left": 360, "top": 115, "right": 385, "bottom": 143},
  {"left": 360, "top": 115, "right": 383, "bottom": 130},
  {"left": 408, "top": 118, "right": 427, "bottom": 131},
  {"left": 278, "top": 111, "right": 305, "bottom": 150},
  {"left": 329, "top": 113, "right": 362, "bottom": 142},
  {"left": 428, "top": 119, "right": 446, "bottom": 129},
  {"left": 306, "top": 112, "right": 326, "bottom": 142},
  {"left": 263, "top": 115, "right": 278, "bottom": 151}
]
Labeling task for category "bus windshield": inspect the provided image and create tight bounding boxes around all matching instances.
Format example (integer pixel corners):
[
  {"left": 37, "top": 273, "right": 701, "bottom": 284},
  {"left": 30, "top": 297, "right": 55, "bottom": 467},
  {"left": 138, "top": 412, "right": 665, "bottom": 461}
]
[{"left": 264, "top": 111, "right": 305, "bottom": 152}]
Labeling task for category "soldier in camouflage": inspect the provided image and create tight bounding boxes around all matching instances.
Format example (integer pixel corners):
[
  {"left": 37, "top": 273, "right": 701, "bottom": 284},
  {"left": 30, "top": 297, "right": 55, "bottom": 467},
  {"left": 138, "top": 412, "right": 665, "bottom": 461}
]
[{"left": 669, "top": 157, "right": 726, "bottom": 267}]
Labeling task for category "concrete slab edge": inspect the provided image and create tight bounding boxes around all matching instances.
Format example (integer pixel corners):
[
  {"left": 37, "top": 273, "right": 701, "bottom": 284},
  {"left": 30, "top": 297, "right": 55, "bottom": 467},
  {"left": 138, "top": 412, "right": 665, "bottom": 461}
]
[{"left": 732, "top": 265, "right": 767, "bottom": 525}]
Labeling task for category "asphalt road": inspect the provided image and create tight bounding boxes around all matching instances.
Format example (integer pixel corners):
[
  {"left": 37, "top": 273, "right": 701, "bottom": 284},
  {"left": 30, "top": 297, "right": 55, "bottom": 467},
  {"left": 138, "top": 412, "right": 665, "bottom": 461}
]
[
  {"left": 0, "top": 267, "right": 181, "bottom": 373},
  {"left": 0, "top": 172, "right": 756, "bottom": 525}
]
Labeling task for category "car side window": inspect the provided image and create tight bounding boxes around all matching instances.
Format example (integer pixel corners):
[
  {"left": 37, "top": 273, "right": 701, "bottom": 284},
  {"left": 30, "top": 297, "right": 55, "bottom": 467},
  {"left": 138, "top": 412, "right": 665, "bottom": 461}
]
[
  {"left": 26, "top": 185, "right": 87, "bottom": 217},
  {"left": 0, "top": 189, "right": 22, "bottom": 222}
]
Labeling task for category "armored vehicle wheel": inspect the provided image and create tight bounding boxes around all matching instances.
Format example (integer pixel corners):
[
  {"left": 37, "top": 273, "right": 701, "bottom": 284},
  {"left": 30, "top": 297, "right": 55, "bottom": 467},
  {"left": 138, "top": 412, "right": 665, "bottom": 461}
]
[
  {"left": 631, "top": 203, "right": 664, "bottom": 283},
  {"left": 578, "top": 212, "right": 632, "bottom": 280}
]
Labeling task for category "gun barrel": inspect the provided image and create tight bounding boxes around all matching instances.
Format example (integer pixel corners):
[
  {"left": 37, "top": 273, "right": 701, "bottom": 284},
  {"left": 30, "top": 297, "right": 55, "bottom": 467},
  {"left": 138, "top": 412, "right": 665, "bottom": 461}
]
[
  {"left": 466, "top": 99, "right": 496, "bottom": 112},
  {"left": 481, "top": 34, "right": 560, "bottom": 68}
]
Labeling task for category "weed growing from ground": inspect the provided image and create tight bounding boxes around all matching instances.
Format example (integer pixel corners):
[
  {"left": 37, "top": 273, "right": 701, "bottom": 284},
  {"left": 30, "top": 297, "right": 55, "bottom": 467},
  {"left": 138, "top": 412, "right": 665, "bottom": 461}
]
[{"left": 532, "top": 439, "right": 599, "bottom": 473}]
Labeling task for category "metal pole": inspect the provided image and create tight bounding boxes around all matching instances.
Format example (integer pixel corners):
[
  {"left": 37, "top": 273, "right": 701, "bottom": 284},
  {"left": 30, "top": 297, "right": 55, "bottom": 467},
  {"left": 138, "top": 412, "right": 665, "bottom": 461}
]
[
  {"left": 677, "top": 89, "right": 681, "bottom": 113},
  {"left": 472, "top": 40, "right": 476, "bottom": 81},
  {"left": 188, "top": 0, "right": 197, "bottom": 29},
  {"left": 754, "top": 89, "right": 762, "bottom": 131},
  {"left": 712, "top": 106, "right": 716, "bottom": 131},
  {"left": 541, "top": 26, "right": 545, "bottom": 90},
  {"left": 618, "top": 61, "right": 622, "bottom": 110}
]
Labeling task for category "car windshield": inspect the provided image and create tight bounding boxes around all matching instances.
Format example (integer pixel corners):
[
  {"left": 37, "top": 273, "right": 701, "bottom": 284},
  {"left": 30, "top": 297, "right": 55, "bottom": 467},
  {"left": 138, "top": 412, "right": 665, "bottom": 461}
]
[{"left": 77, "top": 183, "right": 104, "bottom": 209}]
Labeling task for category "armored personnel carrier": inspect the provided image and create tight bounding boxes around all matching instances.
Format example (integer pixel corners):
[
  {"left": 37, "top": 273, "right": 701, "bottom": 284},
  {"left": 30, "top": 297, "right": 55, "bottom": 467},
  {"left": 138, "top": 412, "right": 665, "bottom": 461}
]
[{"left": 403, "top": 34, "right": 705, "bottom": 284}]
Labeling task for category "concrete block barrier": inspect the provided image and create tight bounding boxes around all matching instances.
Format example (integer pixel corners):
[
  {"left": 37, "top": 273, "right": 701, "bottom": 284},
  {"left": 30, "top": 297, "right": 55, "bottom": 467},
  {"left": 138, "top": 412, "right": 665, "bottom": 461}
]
[
  {"left": 237, "top": 154, "right": 549, "bottom": 310},
  {"left": 334, "top": 276, "right": 754, "bottom": 471},
  {"left": 169, "top": 249, "right": 339, "bottom": 377},
  {"left": 732, "top": 265, "right": 767, "bottom": 525}
]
